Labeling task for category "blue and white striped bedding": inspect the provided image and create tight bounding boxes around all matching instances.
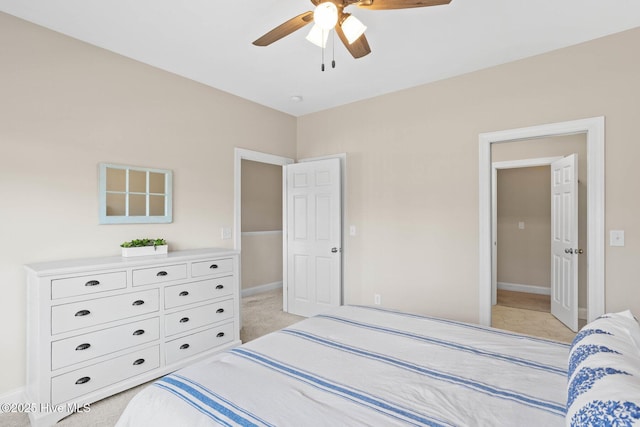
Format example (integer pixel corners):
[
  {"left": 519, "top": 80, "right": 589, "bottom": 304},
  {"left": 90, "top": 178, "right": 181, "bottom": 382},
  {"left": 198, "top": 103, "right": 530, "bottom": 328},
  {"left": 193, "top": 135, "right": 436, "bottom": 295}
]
[{"left": 116, "top": 305, "right": 569, "bottom": 426}]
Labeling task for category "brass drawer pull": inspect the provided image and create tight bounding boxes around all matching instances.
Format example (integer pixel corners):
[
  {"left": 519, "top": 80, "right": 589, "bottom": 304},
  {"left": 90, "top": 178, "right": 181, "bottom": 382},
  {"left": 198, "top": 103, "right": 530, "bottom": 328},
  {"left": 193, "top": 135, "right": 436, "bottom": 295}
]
[
  {"left": 75, "top": 309, "right": 90, "bottom": 317},
  {"left": 132, "top": 300, "right": 145, "bottom": 306},
  {"left": 179, "top": 343, "right": 190, "bottom": 350},
  {"left": 75, "top": 343, "right": 91, "bottom": 351},
  {"left": 179, "top": 291, "right": 189, "bottom": 297},
  {"left": 216, "top": 332, "right": 225, "bottom": 338},
  {"left": 216, "top": 308, "right": 224, "bottom": 314},
  {"left": 133, "top": 358, "right": 145, "bottom": 366},
  {"left": 75, "top": 376, "right": 90, "bottom": 385},
  {"left": 84, "top": 280, "right": 100, "bottom": 287},
  {"left": 156, "top": 271, "right": 168, "bottom": 277},
  {"left": 133, "top": 329, "right": 145, "bottom": 336},
  {"left": 215, "top": 284, "right": 224, "bottom": 290},
  {"left": 179, "top": 317, "right": 189, "bottom": 323}
]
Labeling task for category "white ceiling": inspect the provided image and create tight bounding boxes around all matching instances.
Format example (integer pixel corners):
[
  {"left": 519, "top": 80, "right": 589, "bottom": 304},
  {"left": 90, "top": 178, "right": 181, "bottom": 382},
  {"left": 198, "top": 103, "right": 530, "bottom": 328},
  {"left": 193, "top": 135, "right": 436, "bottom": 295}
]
[{"left": 2, "top": 0, "right": 640, "bottom": 116}]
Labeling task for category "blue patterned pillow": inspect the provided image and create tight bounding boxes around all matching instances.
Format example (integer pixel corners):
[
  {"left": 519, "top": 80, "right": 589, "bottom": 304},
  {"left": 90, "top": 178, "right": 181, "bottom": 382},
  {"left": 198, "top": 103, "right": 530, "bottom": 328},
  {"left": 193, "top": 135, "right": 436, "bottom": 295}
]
[{"left": 566, "top": 310, "right": 640, "bottom": 426}]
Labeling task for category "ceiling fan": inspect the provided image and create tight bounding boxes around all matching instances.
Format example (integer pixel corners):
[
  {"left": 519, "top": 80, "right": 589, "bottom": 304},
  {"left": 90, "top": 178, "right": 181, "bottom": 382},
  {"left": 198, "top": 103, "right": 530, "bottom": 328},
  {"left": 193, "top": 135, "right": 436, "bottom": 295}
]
[{"left": 253, "top": 0, "right": 452, "bottom": 60}]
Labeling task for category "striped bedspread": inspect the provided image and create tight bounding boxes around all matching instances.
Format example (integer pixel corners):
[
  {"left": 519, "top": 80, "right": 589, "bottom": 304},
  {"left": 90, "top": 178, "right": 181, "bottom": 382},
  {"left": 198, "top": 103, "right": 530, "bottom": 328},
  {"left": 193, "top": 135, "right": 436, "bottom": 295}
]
[{"left": 116, "top": 305, "right": 569, "bottom": 426}]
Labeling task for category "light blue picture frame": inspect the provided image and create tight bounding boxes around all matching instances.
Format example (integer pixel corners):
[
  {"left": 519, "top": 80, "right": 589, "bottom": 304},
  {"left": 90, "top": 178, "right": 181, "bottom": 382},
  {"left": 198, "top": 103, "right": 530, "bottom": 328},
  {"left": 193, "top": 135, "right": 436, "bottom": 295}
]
[{"left": 98, "top": 163, "right": 173, "bottom": 224}]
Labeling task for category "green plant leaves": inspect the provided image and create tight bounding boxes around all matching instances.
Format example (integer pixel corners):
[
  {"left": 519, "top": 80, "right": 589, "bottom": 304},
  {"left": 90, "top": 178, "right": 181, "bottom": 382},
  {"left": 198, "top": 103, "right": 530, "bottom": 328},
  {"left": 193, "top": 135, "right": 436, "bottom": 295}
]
[{"left": 120, "top": 238, "right": 166, "bottom": 248}]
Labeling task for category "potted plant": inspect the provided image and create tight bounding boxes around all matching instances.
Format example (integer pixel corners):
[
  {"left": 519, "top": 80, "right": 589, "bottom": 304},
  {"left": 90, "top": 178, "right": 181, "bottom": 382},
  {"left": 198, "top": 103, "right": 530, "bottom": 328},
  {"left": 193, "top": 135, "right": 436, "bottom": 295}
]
[{"left": 120, "top": 238, "right": 168, "bottom": 257}]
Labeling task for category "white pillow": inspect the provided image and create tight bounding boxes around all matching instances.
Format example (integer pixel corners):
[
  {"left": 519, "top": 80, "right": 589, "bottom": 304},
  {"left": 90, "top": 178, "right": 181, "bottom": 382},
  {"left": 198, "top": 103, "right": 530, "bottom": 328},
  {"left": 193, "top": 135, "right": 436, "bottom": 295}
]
[{"left": 566, "top": 310, "right": 640, "bottom": 426}]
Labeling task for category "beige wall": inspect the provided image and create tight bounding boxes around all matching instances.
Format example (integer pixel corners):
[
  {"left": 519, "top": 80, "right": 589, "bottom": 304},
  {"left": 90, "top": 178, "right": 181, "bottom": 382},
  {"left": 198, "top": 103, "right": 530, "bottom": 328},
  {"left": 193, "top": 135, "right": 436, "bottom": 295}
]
[
  {"left": 496, "top": 166, "right": 551, "bottom": 288},
  {"left": 0, "top": 13, "right": 295, "bottom": 394},
  {"left": 4, "top": 10, "right": 640, "bottom": 397},
  {"left": 492, "top": 135, "right": 588, "bottom": 309},
  {"left": 240, "top": 160, "right": 283, "bottom": 290},
  {"left": 241, "top": 233, "right": 283, "bottom": 290},
  {"left": 241, "top": 160, "right": 282, "bottom": 232},
  {"left": 297, "top": 27, "right": 640, "bottom": 324}
]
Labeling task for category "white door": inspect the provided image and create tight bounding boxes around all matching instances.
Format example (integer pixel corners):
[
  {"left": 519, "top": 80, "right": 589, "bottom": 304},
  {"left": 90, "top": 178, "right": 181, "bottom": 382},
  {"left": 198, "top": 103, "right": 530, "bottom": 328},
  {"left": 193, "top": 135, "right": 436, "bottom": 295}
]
[
  {"left": 285, "top": 158, "right": 342, "bottom": 317},
  {"left": 550, "top": 154, "right": 578, "bottom": 331}
]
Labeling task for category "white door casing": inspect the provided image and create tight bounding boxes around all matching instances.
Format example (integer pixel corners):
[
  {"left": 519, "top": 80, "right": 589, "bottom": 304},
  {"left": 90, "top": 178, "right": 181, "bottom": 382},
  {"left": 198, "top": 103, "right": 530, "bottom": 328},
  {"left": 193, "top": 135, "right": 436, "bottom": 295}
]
[
  {"left": 285, "top": 158, "right": 342, "bottom": 317},
  {"left": 478, "top": 116, "right": 605, "bottom": 327},
  {"left": 550, "top": 154, "right": 579, "bottom": 331}
]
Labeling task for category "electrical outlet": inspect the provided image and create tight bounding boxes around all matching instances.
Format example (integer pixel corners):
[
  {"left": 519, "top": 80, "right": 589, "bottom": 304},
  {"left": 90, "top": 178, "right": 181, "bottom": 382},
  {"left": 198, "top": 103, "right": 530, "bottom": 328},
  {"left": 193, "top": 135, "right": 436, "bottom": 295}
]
[{"left": 374, "top": 294, "right": 381, "bottom": 305}]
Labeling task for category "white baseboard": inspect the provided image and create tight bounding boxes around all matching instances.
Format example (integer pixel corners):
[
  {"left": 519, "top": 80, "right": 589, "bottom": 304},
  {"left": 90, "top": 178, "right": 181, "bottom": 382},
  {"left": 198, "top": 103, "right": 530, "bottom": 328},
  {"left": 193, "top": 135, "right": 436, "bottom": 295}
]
[
  {"left": 498, "top": 282, "right": 588, "bottom": 320},
  {"left": 579, "top": 307, "right": 588, "bottom": 320},
  {"left": 0, "top": 387, "right": 24, "bottom": 404},
  {"left": 241, "top": 281, "right": 283, "bottom": 297},
  {"left": 497, "top": 282, "right": 551, "bottom": 295}
]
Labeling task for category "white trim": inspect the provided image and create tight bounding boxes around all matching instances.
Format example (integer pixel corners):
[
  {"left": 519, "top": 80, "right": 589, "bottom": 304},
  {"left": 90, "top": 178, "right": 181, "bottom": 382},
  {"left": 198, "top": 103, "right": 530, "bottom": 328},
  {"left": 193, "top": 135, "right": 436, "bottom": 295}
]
[
  {"left": 479, "top": 116, "right": 605, "bottom": 326},
  {"left": 241, "top": 281, "right": 283, "bottom": 297},
  {"left": 0, "top": 387, "right": 24, "bottom": 404},
  {"left": 491, "top": 157, "right": 563, "bottom": 305},
  {"left": 497, "top": 282, "right": 551, "bottom": 296},
  {"left": 241, "top": 230, "right": 283, "bottom": 236}
]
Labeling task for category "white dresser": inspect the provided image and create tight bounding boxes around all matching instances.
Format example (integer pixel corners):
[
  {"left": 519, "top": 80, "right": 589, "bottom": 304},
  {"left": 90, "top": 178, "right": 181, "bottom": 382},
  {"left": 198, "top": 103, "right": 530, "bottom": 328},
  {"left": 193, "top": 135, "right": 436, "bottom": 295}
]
[{"left": 25, "top": 248, "right": 240, "bottom": 427}]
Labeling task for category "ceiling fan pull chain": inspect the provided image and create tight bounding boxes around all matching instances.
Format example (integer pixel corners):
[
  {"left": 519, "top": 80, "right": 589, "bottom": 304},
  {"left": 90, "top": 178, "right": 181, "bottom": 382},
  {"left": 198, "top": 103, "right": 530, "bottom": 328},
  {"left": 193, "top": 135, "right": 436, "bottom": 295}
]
[
  {"left": 332, "top": 30, "right": 336, "bottom": 69},
  {"left": 321, "top": 28, "right": 325, "bottom": 71}
]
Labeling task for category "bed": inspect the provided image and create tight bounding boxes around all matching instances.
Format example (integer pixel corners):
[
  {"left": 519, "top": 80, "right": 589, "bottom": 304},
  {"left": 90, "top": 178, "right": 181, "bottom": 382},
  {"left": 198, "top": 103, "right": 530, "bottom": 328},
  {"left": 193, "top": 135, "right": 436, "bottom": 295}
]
[{"left": 116, "top": 305, "right": 640, "bottom": 427}]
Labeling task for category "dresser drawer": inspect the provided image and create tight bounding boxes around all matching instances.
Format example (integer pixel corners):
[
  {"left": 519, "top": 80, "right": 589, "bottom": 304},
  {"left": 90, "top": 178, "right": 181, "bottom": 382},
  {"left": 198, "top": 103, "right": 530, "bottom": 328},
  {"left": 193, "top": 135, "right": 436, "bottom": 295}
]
[
  {"left": 51, "top": 317, "right": 160, "bottom": 370},
  {"left": 51, "top": 345, "right": 159, "bottom": 405},
  {"left": 191, "top": 258, "right": 234, "bottom": 278},
  {"left": 51, "top": 289, "right": 159, "bottom": 335},
  {"left": 165, "top": 299, "right": 234, "bottom": 337},
  {"left": 132, "top": 263, "right": 187, "bottom": 287},
  {"left": 165, "top": 322, "right": 235, "bottom": 365},
  {"left": 164, "top": 276, "right": 234, "bottom": 309},
  {"left": 51, "top": 271, "right": 127, "bottom": 299}
]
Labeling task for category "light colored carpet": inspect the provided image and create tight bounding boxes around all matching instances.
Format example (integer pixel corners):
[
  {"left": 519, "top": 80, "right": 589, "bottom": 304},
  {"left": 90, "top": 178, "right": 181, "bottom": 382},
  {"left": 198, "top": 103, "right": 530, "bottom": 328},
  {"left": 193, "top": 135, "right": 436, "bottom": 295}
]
[
  {"left": 240, "top": 287, "right": 305, "bottom": 343},
  {"left": 492, "top": 304, "right": 580, "bottom": 343},
  {"left": 0, "top": 288, "right": 303, "bottom": 427},
  {"left": 497, "top": 289, "right": 551, "bottom": 313}
]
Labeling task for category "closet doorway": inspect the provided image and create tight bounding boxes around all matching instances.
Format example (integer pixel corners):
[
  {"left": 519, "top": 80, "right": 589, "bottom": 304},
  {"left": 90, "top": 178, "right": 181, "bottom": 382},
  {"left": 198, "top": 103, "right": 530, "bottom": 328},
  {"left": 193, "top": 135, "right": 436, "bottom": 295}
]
[
  {"left": 491, "top": 136, "right": 587, "bottom": 337},
  {"left": 478, "top": 117, "right": 605, "bottom": 329}
]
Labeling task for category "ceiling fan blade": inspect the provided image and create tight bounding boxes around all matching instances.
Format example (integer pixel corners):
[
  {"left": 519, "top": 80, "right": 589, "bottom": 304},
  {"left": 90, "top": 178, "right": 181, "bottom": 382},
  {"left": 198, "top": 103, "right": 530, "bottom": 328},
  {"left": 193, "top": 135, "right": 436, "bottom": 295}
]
[
  {"left": 253, "top": 11, "right": 314, "bottom": 46},
  {"left": 357, "top": 0, "right": 451, "bottom": 10},
  {"left": 335, "top": 24, "right": 371, "bottom": 58}
]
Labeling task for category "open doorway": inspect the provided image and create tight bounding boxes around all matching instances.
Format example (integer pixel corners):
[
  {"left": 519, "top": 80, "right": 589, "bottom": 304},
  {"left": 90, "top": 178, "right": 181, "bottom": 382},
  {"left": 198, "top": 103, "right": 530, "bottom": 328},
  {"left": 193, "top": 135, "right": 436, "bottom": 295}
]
[
  {"left": 478, "top": 117, "right": 605, "bottom": 333},
  {"left": 233, "top": 149, "right": 302, "bottom": 342},
  {"left": 490, "top": 135, "right": 588, "bottom": 340}
]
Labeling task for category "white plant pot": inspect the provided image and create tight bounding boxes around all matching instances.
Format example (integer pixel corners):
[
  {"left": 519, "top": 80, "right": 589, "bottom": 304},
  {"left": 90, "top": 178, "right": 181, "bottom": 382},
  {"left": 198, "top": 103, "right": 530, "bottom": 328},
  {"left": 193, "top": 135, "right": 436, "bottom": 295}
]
[{"left": 121, "top": 245, "right": 168, "bottom": 257}]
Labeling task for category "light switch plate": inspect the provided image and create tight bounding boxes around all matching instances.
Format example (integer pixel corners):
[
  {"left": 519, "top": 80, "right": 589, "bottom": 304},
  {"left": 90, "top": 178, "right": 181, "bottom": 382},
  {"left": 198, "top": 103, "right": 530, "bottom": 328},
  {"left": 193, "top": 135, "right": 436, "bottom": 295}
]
[
  {"left": 610, "top": 230, "right": 625, "bottom": 247},
  {"left": 349, "top": 225, "right": 356, "bottom": 236},
  {"left": 221, "top": 226, "right": 232, "bottom": 240},
  {"left": 518, "top": 221, "right": 525, "bottom": 230}
]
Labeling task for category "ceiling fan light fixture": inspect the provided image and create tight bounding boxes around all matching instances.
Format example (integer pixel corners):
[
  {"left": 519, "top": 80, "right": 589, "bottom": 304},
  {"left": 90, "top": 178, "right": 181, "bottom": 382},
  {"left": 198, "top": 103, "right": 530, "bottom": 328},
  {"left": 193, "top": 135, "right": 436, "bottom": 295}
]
[
  {"left": 341, "top": 14, "right": 367, "bottom": 44},
  {"left": 313, "top": 2, "right": 338, "bottom": 30},
  {"left": 305, "top": 23, "right": 329, "bottom": 48}
]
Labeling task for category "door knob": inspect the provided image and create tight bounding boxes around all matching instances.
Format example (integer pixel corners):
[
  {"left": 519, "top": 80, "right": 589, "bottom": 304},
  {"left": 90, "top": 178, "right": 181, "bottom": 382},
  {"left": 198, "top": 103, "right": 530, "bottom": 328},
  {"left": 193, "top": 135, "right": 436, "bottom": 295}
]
[
  {"left": 575, "top": 248, "right": 584, "bottom": 254},
  {"left": 565, "top": 248, "right": 574, "bottom": 254},
  {"left": 331, "top": 247, "right": 340, "bottom": 253}
]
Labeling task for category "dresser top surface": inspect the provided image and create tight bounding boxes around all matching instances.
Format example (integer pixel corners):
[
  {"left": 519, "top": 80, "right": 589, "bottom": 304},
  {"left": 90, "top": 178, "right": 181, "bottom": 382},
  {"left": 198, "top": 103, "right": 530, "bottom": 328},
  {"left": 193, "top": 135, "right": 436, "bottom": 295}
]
[{"left": 25, "top": 248, "right": 239, "bottom": 276}]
